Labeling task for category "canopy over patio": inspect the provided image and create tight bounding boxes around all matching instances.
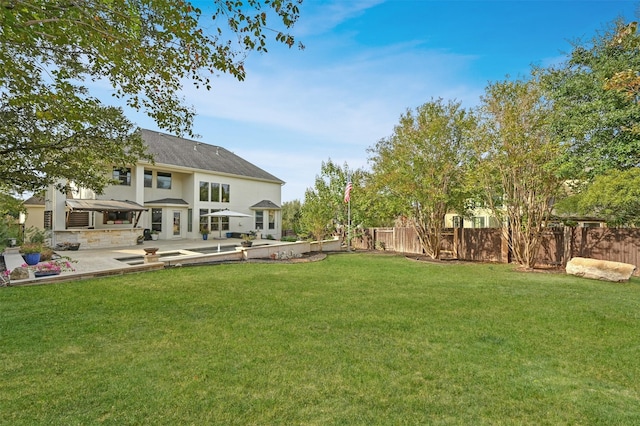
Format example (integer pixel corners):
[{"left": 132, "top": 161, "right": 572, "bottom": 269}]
[{"left": 65, "top": 199, "right": 147, "bottom": 228}]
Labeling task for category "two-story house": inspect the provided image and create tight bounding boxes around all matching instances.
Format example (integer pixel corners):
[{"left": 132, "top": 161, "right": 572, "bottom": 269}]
[{"left": 41, "top": 129, "right": 284, "bottom": 248}]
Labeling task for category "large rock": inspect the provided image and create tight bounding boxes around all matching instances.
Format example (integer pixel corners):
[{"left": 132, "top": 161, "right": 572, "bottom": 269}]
[
  {"left": 566, "top": 257, "right": 636, "bottom": 282},
  {"left": 10, "top": 266, "right": 30, "bottom": 280}
]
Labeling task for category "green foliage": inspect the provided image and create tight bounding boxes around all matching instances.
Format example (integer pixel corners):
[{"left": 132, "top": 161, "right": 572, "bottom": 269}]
[
  {"left": 24, "top": 226, "right": 47, "bottom": 244},
  {"left": 281, "top": 199, "right": 302, "bottom": 234},
  {"left": 368, "top": 98, "right": 476, "bottom": 258},
  {"left": 540, "top": 19, "right": 640, "bottom": 180},
  {"left": 0, "top": 193, "right": 24, "bottom": 249},
  {"left": 299, "top": 160, "right": 368, "bottom": 241},
  {"left": 557, "top": 168, "right": 640, "bottom": 226},
  {"left": 2, "top": 256, "right": 640, "bottom": 424},
  {"left": 19, "top": 242, "right": 42, "bottom": 254},
  {"left": 0, "top": 102, "right": 148, "bottom": 194},
  {"left": 0, "top": 0, "right": 302, "bottom": 193},
  {"left": 472, "top": 77, "right": 564, "bottom": 269}
]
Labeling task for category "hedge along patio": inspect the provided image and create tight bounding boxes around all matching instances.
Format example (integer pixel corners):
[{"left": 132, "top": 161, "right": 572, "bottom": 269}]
[{"left": 352, "top": 227, "right": 640, "bottom": 275}]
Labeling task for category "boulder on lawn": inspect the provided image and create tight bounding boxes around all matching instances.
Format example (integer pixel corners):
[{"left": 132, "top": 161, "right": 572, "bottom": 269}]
[
  {"left": 566, "top": 257, "right": 636, "bottom": 282},
  {"left": 10, "top": 266, "right": 30, "bottom": 280}
]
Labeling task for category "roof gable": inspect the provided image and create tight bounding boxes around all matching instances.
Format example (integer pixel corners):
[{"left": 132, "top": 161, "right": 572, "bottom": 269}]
[
  {"left": 251, "top": 200, "right": 281, "bottom": 209},
  {"left": 140, "top": 129, "right": 283, "bottom": 184}
]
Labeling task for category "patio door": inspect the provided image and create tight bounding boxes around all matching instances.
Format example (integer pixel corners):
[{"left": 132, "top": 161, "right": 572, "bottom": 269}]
[{"left": 173, "top": 211, "right": 181, "bottom": 237}]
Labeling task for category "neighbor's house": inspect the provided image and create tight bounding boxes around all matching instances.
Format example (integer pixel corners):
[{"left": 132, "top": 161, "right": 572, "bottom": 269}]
[
  {"left": 37, "top": 129, "right": 284, "bottom": 249},
  {"left": 444, "top": 209, "right": 606, "bottom": 229}
]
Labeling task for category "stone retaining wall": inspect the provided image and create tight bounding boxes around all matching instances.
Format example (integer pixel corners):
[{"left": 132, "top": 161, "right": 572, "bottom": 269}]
[{"left": 54, "top": 229, "right": 142, "bottom": 249}]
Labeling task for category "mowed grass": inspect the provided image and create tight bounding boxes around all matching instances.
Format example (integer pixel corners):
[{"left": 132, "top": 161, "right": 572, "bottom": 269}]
[{"left": 2, "top": 253, "right": 640, "bottom": 425}]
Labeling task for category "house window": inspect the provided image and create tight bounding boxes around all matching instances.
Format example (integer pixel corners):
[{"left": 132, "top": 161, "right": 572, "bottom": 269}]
[
  {"left": 103, "top": 211, "right": 133, "bottom": 224},
  {"left": 255, "top": 211, "right": 263, "bottom": 231},
  {"left": 113, "top": 167, "right": 131, "bottom": 186},
  {"left": 452, "top": 216, "right": 463, "bottom": 228},
  {"left": 151, "top": 208, "right": 162, "bottom": 232},
  {"left": 199, "top": 208, "right": 209, "bottom": 233},
  {"left": 211, "top": 209, "right": 219, "bottom": 231},
  {"left": 144, "top": 170, "right": 153, "bottom": 188},
  {"left": 187, "top": 208, "right": 193, "bottom": 232},
  {"left": 268, "top": 210, "right": 275, "bottom": 230},
  {"left": 221, "top": 184, "right": 230, "bottom": 203},
  {"left": 157, "top": 172, "right": 172, "bottom": 189},
  {"left": 199, "top": 181, "right": 209, "bottom": 201},
  {"left": 211, "top": 183, "right": 220, "bottom": 202},
  {"left": 472, "top": 217, "right": 485, "bottom": 228}
]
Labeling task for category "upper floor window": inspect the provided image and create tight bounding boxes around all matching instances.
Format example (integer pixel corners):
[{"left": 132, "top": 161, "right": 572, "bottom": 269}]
[
  {"left": 113, "top": 167, "right": 131, "bottom": 186},
  {"left": 157, "top": 172, "right": 172, "bottom": 189},
  {"left": 144, "top": 170, "right": 153, "bottom": 188},
  {"left": 221, "top": 184, "right": 230, "bottom": 203},
  {"left": 211, "top": 183, "right": 220, "bottom": 202},
  {"left": 199, "top": 181, "right": 209, "bottom": 201},
  {"left": 201, "top": 182, "right": 229, "bottom": 203}
]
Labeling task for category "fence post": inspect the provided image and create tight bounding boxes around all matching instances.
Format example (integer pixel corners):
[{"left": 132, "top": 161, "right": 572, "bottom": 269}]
[
  {"left": 500, "top": 229, "right": 510, "bottom": 263},
  {"left": 563, "top": 226, "right": 573, "bottom": 266}
]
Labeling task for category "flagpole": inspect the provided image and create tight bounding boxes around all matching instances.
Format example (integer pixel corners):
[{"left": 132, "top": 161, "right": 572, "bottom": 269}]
[
  {"left": 345, "top": 176, "right": 352, "bottom": 252},
  {"left": 347, "top": 194, "right": 351, "bottom": 252}
]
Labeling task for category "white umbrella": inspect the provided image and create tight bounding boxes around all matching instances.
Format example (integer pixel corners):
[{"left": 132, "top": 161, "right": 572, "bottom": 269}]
[
  {"left": 200, "top": 210, "right": 251, "bottom": 218},
  {"left": 200, "top": 210, "right": 252, "bottom": 237}
]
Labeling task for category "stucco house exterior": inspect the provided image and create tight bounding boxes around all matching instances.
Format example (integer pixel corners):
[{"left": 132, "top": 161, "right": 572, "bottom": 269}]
[{"left": 38, "top": 129, "right": 284, "bottom": 249}]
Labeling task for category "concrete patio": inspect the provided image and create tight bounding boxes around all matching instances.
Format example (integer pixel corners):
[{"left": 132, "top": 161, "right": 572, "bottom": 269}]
[{"left": 2, "top": 237, "right": 342, "bottom": 286}]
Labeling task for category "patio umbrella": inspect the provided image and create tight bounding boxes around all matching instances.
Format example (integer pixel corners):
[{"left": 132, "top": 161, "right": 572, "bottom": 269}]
[
  {"left": 200, "top": 210, "right": 252, "bottom": 218},
  {"left": 200, "top": 210, "right": 252, "bottom": 237}
]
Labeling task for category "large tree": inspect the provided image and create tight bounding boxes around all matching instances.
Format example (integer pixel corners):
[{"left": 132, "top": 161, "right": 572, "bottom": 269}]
[
  {"left": 540, "top": 19, "right": 640, "bottom": 226},
  {"left": 472, "top": 78, "right": 564, "bottom": 270},
  {"left": 540, "top": 19, "right": 640, "bottom": 181},
  {"left": 0, "top": 0, "right": 302, "bottom": 194},
  {"left": 298, "top": 160, "right": 367, "bottom": 243},
  {"left": 368, "top": 99, "right": 475, "bottom": 259}
]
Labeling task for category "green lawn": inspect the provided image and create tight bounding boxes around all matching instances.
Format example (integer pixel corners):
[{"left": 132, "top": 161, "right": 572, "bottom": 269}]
[{"left": 2, "top": 253, "right": 640, "bottom": 425}]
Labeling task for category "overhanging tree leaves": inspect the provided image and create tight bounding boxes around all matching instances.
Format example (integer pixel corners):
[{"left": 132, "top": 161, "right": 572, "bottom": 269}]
[
  {"left": 540, "top": 19, "right": 640, "bottom": 180},
  {"left": 472, "top": 78, "right": 564, "bottom": 270},
  {"left": 0, "top": 0, "right": 302, "bottom": 194},
  {"left": 368, "top": 99, "right": 475, "bottom": 259},
  {"left": 0, "top": 94, "right": 149, "bottom": 193}
]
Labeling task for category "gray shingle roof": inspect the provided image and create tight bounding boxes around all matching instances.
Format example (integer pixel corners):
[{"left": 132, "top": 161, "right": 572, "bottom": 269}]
[
  {"left": 145, "top": 198, "right": 189, "bottom": 205},
  {"left": 140, "top": 129, "right": 283, "bottom": 184},
  {"left": 24, "top": 196, "right": 45, "bottom": 205},
  {"left": 250, "top": 200, "right": 281, "bottom": 209}
]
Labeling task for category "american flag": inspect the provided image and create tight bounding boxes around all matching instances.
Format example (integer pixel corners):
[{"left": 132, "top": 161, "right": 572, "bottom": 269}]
[{"left": 344, "top": 180, "right": 353, "bottom": 203}]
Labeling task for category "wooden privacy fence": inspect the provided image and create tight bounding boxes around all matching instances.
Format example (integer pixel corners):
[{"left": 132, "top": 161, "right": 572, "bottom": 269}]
[{"left": 352, "top": 227, "right": 640, "bottom": 274}]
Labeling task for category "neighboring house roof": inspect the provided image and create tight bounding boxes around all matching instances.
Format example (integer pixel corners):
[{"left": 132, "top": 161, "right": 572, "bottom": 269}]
[
  {"left": 145, "top": 198, "right": 189, "bottom": 205},
  {"left": 140, "top": 129, "right": 284, "bottom": 184},
  {"left": 66, "top": 199, "right": 147, "bottom": 212},
  {"left": 250, "top": 200, "right": 281, "bottom": 210},
  {"left": 24, "top": 196, "right": 45, "bottom": 206}
]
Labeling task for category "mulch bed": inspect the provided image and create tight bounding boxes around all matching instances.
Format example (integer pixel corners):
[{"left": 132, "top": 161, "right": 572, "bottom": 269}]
[
  {"left": 406, "top": 253, "right": 566, "bottom": 274},
  {"left": 246, "top": 252, "right": 328, "bottom": 264}
]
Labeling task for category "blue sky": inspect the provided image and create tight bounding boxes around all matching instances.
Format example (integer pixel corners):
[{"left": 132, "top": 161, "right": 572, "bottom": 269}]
[{"left": 118, "top": 0, "right": 639, "bottom": 202}]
